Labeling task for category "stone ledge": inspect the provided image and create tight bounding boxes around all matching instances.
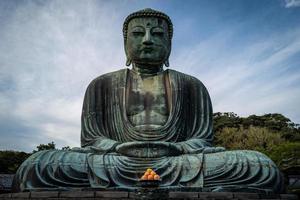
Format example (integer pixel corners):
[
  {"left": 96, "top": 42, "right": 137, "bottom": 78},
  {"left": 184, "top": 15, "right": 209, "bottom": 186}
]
[{"left": 0, "top": 191, "right": 298, "bottom": 200}]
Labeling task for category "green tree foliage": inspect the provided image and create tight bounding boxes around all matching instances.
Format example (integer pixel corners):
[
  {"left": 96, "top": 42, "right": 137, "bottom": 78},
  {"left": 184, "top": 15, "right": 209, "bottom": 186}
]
[
  {"left": 61, "top": 146, "right": 71, "bottom": 150},
  {"left": 0, "top": 151, "right": 30, "bottom": 173},
  {"left": 269, "top": 142, "right": 300, "bottom": 171},
  {"left": 0, "top": 142, "right": 70, "bottom": 173},
  {"left": 213, "top": 112, "right": 300, "bottom": 141},
  {"left": 213, "top": 112, "right": 300, "bottom": 171},
  {"left": 213, "top": 112, "right": 242, "bottom": 132},
  {"left": 32, "top": 141, "right": 56, "bottom": 153},
  {"left": 214, "top": 126, "right": 284, "bottom": 153}
]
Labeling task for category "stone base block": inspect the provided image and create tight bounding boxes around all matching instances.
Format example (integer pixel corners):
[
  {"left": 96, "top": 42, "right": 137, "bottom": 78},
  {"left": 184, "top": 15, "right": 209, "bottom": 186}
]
[{"left": 0, "top": 191, "right": 298, "bottom": 200}]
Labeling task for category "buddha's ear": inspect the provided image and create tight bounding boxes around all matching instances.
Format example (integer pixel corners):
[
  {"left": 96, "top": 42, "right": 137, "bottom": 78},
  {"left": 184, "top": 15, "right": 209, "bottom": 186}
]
[
  {"left": 164, "top": 60, "right": 169, "bottom": 67},
  {"left": 125, "top": 43, "right": 132, "bottom": 66},
  {"left": 164, "top": 42, "right": 171, "bottom": 67},
  {"left": 126, "top": 58, "right": 132, "bottom": 66}
]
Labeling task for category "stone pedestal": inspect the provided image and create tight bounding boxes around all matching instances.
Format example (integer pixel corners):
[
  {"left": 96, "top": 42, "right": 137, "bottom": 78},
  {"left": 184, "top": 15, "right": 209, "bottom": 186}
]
[{"left": 0, "top": 191, "right": 298, "bottom": 200}]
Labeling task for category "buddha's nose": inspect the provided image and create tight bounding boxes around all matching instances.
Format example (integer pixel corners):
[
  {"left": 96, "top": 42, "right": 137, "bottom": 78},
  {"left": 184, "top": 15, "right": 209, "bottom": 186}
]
[{"left": 142, "top": 30, "right": 154, "bottom": 45}]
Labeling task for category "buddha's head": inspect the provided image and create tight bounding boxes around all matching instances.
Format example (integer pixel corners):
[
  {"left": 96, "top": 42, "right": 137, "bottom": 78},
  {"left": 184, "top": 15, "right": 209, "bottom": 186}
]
[{"left": 123, "top": 8, "right": 173, "bottom": 68}]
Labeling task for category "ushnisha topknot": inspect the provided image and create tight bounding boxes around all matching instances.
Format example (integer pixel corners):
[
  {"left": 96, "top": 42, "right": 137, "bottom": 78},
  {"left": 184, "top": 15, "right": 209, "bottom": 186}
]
[{"left": 123, "top": 8, "right": 173, "bottom": 43}]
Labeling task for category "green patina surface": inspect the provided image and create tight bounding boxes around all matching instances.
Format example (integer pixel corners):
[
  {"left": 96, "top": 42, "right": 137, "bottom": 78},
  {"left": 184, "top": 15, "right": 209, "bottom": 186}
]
[{"left": 12, "top": 8, "right": 284, "bottom": 193}]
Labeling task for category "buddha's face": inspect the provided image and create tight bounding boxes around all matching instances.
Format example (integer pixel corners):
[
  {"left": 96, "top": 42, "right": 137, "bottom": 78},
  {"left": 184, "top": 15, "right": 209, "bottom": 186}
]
[{"left": 126, "top": 17, "right": 170, "bottom": 66}]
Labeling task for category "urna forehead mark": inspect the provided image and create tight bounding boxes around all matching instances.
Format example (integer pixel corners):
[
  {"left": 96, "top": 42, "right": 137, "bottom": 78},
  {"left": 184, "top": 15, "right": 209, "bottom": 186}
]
[{"left": 128, "top": 17, "right": 167, "bottom": 29}]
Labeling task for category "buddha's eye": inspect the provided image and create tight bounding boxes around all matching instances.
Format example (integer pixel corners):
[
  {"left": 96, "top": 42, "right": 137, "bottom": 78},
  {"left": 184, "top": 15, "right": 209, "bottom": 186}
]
[
  {"left": 132, "top": 31, "right": 145, "bottom": 36},
  {"left": 151, "top": 27, "right": 164, "bottom": 37},
  {"left": 152, "top": 31, "right": 164, "bottom": 37},
  {"left": 131, "top": 27, "right": 145, "bottom": 37}
]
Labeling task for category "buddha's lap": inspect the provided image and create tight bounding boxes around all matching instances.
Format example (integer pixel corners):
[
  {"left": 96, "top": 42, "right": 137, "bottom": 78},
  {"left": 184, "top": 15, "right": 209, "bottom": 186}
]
[
  {"left": 14, "top": 148, "right": 283, "bottom": 192},
  {"left": 21, "top": 149, "right": 276, "bottom": 177}
]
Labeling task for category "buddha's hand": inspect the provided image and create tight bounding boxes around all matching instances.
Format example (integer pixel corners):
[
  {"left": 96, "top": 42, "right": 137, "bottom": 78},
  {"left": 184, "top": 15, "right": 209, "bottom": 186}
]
[
  {"left": 71, "top": 146, "right": 97, "bottom": 153},
  {"left": 71, "top": 146, "right": 109, "bottom": 153},
  {"left": 188, "top": 146, "right": 225, "bottom": 154},
  {"left": 115, "top": 141, "right": 183, "bottom": 158}
]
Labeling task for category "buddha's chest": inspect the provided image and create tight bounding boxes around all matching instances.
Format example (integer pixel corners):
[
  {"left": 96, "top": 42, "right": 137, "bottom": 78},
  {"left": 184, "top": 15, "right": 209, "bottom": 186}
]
[{"left": 126, "top": 72, "right": 169, "bottom": 129}]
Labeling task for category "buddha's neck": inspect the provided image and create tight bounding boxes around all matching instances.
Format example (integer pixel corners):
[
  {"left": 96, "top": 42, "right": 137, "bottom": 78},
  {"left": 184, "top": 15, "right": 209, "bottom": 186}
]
[{"left": 132, "top": 63, "right": 164, "bottom": 76}]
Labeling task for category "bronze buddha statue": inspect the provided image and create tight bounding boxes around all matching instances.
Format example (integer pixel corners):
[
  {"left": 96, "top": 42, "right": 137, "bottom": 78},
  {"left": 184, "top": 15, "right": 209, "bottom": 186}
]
[{"left": 13, "top": 8, "right": 284, "bottom": 193}]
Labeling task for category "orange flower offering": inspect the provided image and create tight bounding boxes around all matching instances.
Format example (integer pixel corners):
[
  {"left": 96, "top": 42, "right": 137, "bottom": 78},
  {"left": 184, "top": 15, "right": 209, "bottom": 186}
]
[{"left": 140, "top": 168, "right": 160, "bottom": 181}]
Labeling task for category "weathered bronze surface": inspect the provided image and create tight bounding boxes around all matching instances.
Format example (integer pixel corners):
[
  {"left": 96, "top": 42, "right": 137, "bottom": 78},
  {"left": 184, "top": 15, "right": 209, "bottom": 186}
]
[{"left": 12, "top": 8, "right": 284, "bottom": 193}]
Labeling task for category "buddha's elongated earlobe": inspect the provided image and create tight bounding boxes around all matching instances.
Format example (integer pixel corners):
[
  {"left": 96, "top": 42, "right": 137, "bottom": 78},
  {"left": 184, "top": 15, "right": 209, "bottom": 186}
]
[
  {"left": 126, "top": 58, "right": 132, "bottom": 66},
  {"left": 164, "top": 59, "right": 169, "bottom": 67},
  {"left": 164, "top": 42, "right": 171, "bottom": 67},
  {"left": 125, "top": 46, "right": 131, "bottom": 66}
]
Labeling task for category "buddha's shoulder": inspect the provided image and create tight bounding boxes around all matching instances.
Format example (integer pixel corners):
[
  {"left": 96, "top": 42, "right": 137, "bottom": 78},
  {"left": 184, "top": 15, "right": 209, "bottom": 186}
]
[
  {"left": 168, "top": 69, "right": 206, "bottom": 86},
  {"left": 89, "top": 68, "right": 127, "bottom": 84}
]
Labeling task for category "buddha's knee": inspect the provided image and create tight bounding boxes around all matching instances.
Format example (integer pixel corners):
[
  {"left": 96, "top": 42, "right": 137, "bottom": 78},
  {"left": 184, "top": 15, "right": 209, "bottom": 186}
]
[
  {"left": 18, "top": 150, "right": 87, "bottom": 168},
  {"left": 204, "top": 150, "right": 277, "bottom": 171},
  {"left": 203, "top": 150, "right": 284, "bottom": 192},
  {"left": 232, "top": 150, "right": 277, "bottom": 166},
  {"left": 14, "top": 150, "right": 89, "bottom": 191}
]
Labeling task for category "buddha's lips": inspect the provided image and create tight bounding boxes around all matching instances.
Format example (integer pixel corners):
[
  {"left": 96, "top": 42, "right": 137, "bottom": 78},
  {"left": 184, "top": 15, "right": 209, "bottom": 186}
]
[{"left": 141, "top": 47, "right": 154, "bottom": 51}]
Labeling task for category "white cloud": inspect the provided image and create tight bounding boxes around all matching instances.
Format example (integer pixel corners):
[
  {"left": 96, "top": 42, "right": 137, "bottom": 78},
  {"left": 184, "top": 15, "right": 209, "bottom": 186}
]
[
  {"left": 284, "top": 0, "right": 300, "bottom": 7},
  {"left": 172, "top": 28, "right": 300, "bottom": 124},
  {"left": 0, "top": 0, "right": 127, "bottom": 151}
]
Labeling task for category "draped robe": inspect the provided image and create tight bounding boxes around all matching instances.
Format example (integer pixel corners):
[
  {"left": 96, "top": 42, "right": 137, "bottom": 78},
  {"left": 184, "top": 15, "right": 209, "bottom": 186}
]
[{"left": 13, "top": 69, "right": 284, "bottom": 193}]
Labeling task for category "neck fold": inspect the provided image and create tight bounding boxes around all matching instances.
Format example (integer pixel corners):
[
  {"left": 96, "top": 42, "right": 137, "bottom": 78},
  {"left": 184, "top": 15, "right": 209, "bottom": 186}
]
[{"left": 132, "top": 63, "right": 164, "bottom": 76}]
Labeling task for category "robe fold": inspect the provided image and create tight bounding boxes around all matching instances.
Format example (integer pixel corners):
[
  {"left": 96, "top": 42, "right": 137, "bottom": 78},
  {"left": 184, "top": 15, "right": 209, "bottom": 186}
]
[{"left": 81, "top": 69, "right": 213, "bottom": 149}]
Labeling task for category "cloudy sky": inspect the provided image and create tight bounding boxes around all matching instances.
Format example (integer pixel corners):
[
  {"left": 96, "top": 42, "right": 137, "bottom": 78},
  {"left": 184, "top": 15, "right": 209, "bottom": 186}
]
[{"left": 0, "top": 0, "right": 299, "bottom": 152}]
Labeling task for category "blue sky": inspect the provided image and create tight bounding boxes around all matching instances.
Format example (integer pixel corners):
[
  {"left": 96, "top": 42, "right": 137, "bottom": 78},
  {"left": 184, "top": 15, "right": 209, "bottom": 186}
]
[{"left": 0, "top": 0, "right": 299, "bottom": 152}]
